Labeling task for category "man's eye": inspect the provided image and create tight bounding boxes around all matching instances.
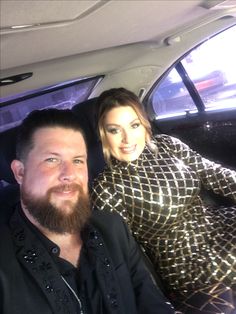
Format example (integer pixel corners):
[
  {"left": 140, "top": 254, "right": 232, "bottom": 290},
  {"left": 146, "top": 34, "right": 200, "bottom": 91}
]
[
  {"left": 74, "top": 159, "right": 83, "bottom": 164},
  {"left": 45, "top": 158, "right": 58, "bottom": 163}
]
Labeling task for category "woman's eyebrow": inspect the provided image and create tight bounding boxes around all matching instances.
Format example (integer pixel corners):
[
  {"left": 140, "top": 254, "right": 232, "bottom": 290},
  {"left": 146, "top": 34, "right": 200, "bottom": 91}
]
[
  {"left": 105, "top": 118, "right": 140, "bottom": 127},
  {"left": 105, "top": 123, "right": 121, "bottom": 128}
]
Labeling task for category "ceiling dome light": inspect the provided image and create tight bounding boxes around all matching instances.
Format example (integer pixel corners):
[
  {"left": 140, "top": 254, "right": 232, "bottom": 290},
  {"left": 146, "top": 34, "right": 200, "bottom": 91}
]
[{"left": 0, "top": 73, "right": 33, "bottom": 86}]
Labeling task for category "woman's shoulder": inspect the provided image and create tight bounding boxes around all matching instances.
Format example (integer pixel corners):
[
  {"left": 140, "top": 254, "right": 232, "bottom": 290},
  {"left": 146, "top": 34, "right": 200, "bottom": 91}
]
[
  {"left": 154, "top": 133, "right": 184, "bottom": 147},
  {"left": 152, "top": 134, "right": 193, "bottom": 158},
  {"left": 92, "top": 165, "right": 114, "bottom": 187}
]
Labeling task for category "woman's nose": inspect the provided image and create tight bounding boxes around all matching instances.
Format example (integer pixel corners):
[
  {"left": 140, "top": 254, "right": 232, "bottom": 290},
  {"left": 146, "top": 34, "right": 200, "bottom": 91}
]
[
  {"left": 59, "top": 162, "right": 76, "bottom": 182},
  {"left": 122, "top": 130, "right": 131, "bottom": 143}
]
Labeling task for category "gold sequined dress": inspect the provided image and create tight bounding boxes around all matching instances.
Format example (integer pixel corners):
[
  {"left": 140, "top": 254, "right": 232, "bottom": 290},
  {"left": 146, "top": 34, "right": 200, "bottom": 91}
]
[{"left": 91, "top": 135, "right": 236, "bottom": 314}]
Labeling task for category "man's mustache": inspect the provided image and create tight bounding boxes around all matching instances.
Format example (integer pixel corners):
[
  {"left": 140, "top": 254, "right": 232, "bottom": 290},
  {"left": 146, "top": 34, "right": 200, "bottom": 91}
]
[{"left": 49, "top": 183, "right": 82, "bottom": 193}]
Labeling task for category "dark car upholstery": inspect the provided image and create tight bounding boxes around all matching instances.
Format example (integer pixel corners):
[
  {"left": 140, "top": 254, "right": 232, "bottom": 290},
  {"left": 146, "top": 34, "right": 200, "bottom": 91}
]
[
  {"left": 72, "top": 98, "right": 106, "bottom": 186},
  {"left": 0, "top": 126, "right": 20, "bottom": 224},
  {"left": 0, "top": 126, "right": 18, "bottom": 185}
]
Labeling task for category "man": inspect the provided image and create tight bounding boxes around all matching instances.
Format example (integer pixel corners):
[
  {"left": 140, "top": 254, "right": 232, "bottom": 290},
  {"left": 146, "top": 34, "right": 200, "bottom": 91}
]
[{"left": 0, "top": 109, "right": 174, "bottom": 314}]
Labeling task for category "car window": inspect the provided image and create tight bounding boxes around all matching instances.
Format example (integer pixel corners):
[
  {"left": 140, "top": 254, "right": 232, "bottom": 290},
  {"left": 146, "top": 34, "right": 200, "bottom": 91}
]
[
  {"left": 150, "top": 68, "right": 197, "bottom": 119},
  {"left": 0, "top": 76, "right": 102, "bottom": 132},
  {"left": 147, "top": 25, "right": 236, "bottom": 120}
]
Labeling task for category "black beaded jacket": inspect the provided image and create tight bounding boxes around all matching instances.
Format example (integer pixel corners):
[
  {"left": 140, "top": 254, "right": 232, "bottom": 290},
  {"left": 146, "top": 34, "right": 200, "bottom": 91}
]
[{"left": 0, "top": 206, "right": 174, "bottom": 314}]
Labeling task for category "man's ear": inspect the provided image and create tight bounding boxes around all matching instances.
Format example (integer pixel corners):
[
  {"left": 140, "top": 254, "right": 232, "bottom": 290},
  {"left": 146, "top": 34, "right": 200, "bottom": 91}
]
[{"left": 11, "top": 160, "right": 25, "bottom": 185}]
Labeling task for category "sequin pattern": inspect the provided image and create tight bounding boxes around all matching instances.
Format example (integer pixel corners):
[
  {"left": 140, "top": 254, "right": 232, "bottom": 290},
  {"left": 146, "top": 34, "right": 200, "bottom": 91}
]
[{"left": 92, "top": 134, "right": 236, "bottom": 313}]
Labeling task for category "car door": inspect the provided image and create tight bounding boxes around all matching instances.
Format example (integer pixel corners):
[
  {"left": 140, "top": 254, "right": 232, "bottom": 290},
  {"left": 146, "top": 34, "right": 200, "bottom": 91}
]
[{"left": 144, "top": 25, "right": 236, "bottom": 169}]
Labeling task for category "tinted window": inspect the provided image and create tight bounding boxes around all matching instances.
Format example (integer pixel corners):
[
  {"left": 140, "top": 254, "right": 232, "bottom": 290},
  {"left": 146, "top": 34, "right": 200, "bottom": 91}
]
[
  {"left": 0, "top": 76, "right": 102, "bottom": 132},
  {"left": 148, "top": 25, "right": 236, "bottom": 120}
]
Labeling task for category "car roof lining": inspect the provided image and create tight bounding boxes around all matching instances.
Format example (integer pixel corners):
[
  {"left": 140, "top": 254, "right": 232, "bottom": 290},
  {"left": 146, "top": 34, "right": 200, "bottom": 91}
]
[{"left": 1, "top": 0, "right": 235, "bottom": 70}]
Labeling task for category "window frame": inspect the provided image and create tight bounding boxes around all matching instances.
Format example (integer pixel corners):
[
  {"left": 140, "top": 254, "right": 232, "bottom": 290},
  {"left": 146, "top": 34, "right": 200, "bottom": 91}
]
[{"left": 144, "top": 25, "right": 236, "bottom": 121}]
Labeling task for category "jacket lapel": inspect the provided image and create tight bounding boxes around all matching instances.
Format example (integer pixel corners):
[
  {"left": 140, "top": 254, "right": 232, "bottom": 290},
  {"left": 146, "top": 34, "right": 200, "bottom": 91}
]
[
  {"left": 84, "top": 226, "right": 125, "bottom": 314},
  {"left": 10, "top": 209, "right": 74, "bottom": 314}
]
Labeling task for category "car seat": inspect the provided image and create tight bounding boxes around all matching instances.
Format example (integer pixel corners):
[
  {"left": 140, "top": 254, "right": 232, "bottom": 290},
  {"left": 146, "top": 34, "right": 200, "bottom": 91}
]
[
  {"left": 72, "top": 98, "right": 106, "bottom": 187},
  {"left": 0, "top": 126, "right": 20, "bottom": 224}
]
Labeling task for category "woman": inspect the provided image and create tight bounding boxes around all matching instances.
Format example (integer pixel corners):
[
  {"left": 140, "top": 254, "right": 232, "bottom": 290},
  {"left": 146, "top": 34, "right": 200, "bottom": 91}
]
[{"left": 91, "top": 88, "right": 236, "bottom": 313}]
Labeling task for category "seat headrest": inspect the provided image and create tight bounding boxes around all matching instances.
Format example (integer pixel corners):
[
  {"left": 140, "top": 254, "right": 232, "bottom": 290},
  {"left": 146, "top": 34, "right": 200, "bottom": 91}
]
[
  {"left": 72, "top": 97, "right": 99, "bottom": 144},
  {"left": 0, "top": 127, "right": 18, "bottom": 184},
  {"left": 72, "top": 97, "right": 105, "bottom": 184}
]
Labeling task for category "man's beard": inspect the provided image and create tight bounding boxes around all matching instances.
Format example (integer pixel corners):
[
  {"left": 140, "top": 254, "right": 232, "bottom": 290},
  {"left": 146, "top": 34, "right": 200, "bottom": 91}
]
[{"left": 21, "top": 183, "right": 91, "bottom": 234}]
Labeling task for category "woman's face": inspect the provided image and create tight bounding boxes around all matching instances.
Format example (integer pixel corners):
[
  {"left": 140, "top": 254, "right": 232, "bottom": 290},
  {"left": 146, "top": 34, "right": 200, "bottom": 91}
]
[{"left": 103, "top": 106, "right": 147, "bottom": 162}]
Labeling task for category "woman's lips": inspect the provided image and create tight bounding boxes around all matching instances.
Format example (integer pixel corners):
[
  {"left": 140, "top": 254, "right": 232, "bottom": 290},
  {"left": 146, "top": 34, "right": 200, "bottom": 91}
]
[{"left": 120, "top": 144, "right": 136, "bottom": 154}]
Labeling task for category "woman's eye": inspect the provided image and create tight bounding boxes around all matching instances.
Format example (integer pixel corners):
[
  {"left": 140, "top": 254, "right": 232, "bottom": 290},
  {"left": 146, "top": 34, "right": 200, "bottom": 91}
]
[
  {"left": 107, "top": 128, "right": 120, "bottom": 134},
  {"left": 132, "top": 123, "right": 140, "bottom": 129}
]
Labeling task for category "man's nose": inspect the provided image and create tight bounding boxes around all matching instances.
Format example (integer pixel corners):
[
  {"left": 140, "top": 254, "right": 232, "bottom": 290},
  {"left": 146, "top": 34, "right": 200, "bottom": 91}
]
[{"left": 59, "top": 161, "right": 76, "bottom": 182}]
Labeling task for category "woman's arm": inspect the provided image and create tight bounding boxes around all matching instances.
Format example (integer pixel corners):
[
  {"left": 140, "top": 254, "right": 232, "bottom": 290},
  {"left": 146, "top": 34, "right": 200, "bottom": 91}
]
[{"left": 161, "top": 134, "right": 236, "bottom": 202}]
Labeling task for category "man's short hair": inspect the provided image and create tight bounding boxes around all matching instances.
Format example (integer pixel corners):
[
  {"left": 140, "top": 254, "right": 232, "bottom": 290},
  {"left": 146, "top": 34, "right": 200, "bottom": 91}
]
[{"left": 16, "top": 108, "right": 85, "bottom": 161}]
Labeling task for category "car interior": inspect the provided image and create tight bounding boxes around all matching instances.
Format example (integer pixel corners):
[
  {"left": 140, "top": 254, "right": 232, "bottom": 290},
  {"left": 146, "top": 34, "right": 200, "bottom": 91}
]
[{"left": 1, "top": 0, "right": 236, "bottom": 300}]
